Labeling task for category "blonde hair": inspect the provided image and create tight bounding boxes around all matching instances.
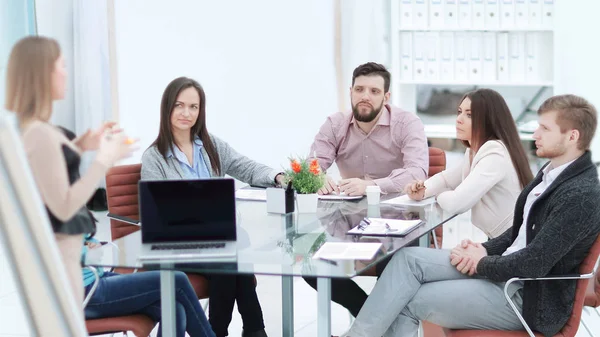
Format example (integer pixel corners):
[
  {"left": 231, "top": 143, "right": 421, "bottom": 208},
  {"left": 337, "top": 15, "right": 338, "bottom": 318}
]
[
  {"left": 5, "top": 36, "right": 61, "bottom": 123},
  {"left": 538, "top": 94, "right": 598, "bottom": 150}
]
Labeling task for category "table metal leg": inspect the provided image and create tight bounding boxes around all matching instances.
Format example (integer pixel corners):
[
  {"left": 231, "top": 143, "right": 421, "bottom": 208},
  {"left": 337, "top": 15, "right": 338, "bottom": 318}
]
[
  {"left": 160, "top": 269, "right": 176, "bottom": 337},
  {"left": 282, "top": 275, "right": 294, "bottom": 337},
  {"left": 317, "top": 277, "right": 331, "bottom": 337},
  {"left": 419, "top": 233, "right": 429, "bottom": 247}
]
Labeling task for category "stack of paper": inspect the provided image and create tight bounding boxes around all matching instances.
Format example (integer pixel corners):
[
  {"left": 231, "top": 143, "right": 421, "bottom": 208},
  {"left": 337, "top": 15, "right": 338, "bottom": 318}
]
[
  {"left": 312, "top": 242, "right": 382, "bottom": 260},
  {"left": 347, "top": 218, "right": 424, "bottom": 237}
]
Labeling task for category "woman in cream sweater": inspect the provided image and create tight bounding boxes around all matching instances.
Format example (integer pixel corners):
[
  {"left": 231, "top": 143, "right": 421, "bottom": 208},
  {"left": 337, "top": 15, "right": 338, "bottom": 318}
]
[{"left": 406, "top": 88, "right": 533, "bottom": 238}]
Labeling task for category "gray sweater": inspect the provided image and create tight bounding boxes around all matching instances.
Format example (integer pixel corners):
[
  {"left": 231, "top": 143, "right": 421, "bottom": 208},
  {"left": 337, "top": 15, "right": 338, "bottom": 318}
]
[
  {"left": 141, "top": 134, "right": 279, "bottom": 187},
  {"left": 478, "top": 151, "right": 600, "bottom": 336}
]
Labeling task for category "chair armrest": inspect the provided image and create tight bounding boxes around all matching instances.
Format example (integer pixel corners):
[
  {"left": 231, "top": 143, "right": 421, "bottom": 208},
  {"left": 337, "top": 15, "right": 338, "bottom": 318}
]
[
  {"left": 503, "top": 270, "right": 597, "bottom": 337},
  {"left": 107, "top": 213, "right": 141, "bottom": 226},
  {"left": 83, "top": 266, "right": 100, "bottom": 308}
]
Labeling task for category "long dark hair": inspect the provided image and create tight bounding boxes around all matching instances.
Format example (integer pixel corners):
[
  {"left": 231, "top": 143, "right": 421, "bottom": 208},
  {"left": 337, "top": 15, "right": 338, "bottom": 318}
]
[
  {"left": 460, "top": 88, "right": 533, "bottom": 188},
  {"left": 151, "top": 77, "right": 221, "bottom": 175}
]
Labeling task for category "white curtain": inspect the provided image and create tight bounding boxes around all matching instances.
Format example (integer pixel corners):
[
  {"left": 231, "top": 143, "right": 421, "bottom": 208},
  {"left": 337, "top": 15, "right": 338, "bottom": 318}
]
[
  {"left": 73, "top": 0, "right": 112, "bottom": 187},
  {"left": 338, "top": 0, "right": 389, "bottom": 111}
]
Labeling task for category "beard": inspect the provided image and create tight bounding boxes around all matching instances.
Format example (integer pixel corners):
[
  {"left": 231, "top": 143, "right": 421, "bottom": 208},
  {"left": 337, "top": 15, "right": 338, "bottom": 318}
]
[
  {"left": 352, "top": 100, "right": 384, "bottom": 123},
  {"left": 536, "top": 139, "right": 568, "bottom": 159}
]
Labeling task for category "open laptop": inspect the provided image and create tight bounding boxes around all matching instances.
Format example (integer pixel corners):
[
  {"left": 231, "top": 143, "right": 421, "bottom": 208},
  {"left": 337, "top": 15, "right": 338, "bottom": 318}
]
[{"left": 138, "top": 179, "right": 237, "bottom": 261}]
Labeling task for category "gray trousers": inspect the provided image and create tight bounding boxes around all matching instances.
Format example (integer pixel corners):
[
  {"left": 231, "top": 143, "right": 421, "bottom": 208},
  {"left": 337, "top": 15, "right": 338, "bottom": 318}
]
[{"left": 346, "top": 247, "right": 525, "bottom": 337}]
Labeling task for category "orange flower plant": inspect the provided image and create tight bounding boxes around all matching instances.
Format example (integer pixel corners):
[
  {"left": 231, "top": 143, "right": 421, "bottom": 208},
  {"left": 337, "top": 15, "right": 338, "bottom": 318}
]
[{"left": 284, "top": 157, "right": 325, "bottom": 194}]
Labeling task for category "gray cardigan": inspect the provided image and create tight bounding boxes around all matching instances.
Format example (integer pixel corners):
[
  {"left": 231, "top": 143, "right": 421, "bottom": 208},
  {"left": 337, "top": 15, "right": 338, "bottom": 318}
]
[
  {"left": 478, "top": 151, "right": 600, "bottom": 336},
  {"left": 141, "top": 134, "right": 278, "bottom": 187}
]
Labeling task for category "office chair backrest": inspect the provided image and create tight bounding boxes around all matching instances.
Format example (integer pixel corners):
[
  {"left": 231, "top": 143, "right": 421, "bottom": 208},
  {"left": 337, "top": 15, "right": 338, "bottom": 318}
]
[
  {"left": 428, "top": 147, "right": 446, "bottom": 178},
  {"left": 105, "top": 164, "right": 142, "bottom": 240},
  {"left": 584, "top": 266, "right": 600, "bottom": 308},
  {"left": 561, "top": 234, "right": 600, "bottom": 336}
]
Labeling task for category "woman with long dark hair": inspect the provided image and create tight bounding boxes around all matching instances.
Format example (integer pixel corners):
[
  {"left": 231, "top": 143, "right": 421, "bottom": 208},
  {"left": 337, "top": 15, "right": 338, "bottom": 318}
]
[
  {"left": 142, "top": 76, "right": 282, "bottom": 337},
  {"left": 405, "top": 88, "right": 533, "bottom": 238}
]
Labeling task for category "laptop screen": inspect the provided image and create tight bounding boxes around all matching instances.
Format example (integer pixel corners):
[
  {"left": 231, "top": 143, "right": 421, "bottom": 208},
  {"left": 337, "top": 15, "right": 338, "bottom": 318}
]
[{"left": 139, "top": 179, "right": 237, "bottom": 243}]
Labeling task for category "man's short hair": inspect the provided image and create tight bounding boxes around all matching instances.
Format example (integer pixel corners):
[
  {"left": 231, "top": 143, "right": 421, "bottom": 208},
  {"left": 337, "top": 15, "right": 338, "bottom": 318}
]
[
  {"left": 538, "top": 94, "right": 598, "bottom": 150},
  {"left": 352, "top": 62, "right": 391, "bottom": 93}
]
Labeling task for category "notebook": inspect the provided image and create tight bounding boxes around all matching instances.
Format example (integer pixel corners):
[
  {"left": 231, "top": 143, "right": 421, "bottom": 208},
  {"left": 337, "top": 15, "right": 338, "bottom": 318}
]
[{"left": 347, "top": 217, "right": 424, "bottom": 237}]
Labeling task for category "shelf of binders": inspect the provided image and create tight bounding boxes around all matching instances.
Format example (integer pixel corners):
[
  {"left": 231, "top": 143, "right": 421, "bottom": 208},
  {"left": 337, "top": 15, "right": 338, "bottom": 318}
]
[
  {"left": 396, "top": 31, "right": 553, "bottom": 84},
  {"left": 399, "top": 28, "right": 553, "bottom": 32},
  {"left": 396, "top": 0, "right": 554, "bottom": 32},
  {"left": 396, "top": 80, "right": 553, "bottom": 86}
]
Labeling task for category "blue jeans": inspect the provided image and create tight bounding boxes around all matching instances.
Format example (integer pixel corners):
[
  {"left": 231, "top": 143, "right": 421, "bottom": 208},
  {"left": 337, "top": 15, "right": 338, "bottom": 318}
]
[{"left": 84, "top": 271, "right": 215, "bottom": 337}]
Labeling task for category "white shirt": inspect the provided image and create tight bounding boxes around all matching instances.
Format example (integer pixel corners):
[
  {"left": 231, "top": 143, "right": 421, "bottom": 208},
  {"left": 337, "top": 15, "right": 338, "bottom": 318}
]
[{"left": 502, "top": 159, "right": 575, "bottom": 256}]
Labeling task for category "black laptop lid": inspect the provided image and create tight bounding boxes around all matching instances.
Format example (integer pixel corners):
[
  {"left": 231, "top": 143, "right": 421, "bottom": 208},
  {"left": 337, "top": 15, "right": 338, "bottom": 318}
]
[{"left": 139, "top": 179, "right": 237, "bottom": 243}]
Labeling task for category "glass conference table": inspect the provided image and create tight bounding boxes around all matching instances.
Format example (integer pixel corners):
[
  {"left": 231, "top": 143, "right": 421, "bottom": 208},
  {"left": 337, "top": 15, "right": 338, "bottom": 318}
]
[{"left": 86, "top": 192, "right": 455, "bottom": 337}]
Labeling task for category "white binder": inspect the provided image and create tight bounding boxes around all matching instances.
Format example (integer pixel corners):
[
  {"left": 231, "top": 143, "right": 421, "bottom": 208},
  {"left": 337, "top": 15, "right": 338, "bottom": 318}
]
[
  {"left": 458, "top": 0, "right": 473, "bottom": 29},
  {"left": 497, "top": 32, "right": 510, "bottom": 82},
  {"left": 508, "top": 32, "right": 526, "bottom": 82},
  {"left": 413, "top": 32, "right": 427, "bottom": 80},
  {"left": 473, "top": 0, "right": 486, "bottom": 29},
  {"left": 426, "top": 32, "right": 440, "bottom": 80},
  {"left": 400, "top": 32, "right": 414, "bottom": 80},
  {"left": 440, "top": 32, "right": 455, "bottom": 80},
  {"left": 454, "top": 32, "right": 469, "bottom": 81},
  {"left": 525, "top": 32, "right": 553, "bottom": 82},
  {"left": 414, "top": 0, "right": 429, "bottom": 28},
  {"left": 542, "top": 0, "right": 554, "bottom": 29},
  {"left": 515, "top": 0, "right": 529, "bottom": 28},
  {"left": 430, "top": 0, "right": 445, "bottom": 28},
  {"left": 485, "top": 0, "right": 500, "bottom": 29},
  {"left": 482, "top": 32, "right": 497, "bottom": 82},
  {"left": 469, "top": 32, "right": 483, "bottom": 81},
  {"left": 529, "top": 0, "right": 542, "bottom": 28},
  {"left": 445, "top": 0, "right": 459, "bottom": 28},
  {"left": 500, "top": 0, "right": 515, "bottom": 29},
  {"left": 400, "top": 0, "right": 414, "bottom": 29}
]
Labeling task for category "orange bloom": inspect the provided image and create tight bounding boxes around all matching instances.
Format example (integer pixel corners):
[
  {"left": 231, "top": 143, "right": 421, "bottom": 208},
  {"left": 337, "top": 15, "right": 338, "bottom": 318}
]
[
  {"left": 291, "top": 160, "right": 302, "bottom": 173},
  {"left": 309, "top": 159, "right": 320, "bottom": 175}
]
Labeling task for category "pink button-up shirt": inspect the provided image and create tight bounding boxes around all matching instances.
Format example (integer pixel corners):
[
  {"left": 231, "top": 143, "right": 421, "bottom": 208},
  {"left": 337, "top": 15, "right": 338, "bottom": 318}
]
[{"left": 310, "top": 104, "right": 428, "bottom": 193}]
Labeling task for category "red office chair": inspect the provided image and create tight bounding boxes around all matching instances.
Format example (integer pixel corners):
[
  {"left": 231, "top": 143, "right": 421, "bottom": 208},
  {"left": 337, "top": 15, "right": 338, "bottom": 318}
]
[{"left": 445, "top": 234, "right": 600, "bottom": 337}]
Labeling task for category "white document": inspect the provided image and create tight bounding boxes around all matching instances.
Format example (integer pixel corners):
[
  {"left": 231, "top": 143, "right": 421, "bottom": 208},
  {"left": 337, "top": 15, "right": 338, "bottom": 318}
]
[
  {"left": 482, "top": 32, "right": 497, "bottom": 82},
  {"left": 497, "top": 32, "right": 510, "bottom": 82},
  {"left": 500, "top": 0, "right": 515, "bottom": 29},
  {"left": 414, "top": 0, "right": 429, "bottom": 28},
  {"left": 382, "top": 194, "right": 437, "bottom": 206},
  {"left": 439, "top": 32, "right": 455, "bottom": 81},
  {"left": 508, "top": 32, "right": 526, "bottom": 82},
  {"left": 347, "top": 218, "right": 424, "bottom": 236},
  {"left": 235, "top": 189, "right": 267, "bottom": 201},
  {"left": 515, "top": 0, "right": 529, "bottom": 28},
  {"left": 541, "top": 0, "right": 553, "bottom": 30},
  {"left": 445, "top": 0, "right": 459, "bottom": 28},
  {"left": 400, "top": 32, "right": 414, "bottom": 80},
  {"left": 400, "top": 0, "right": 414, "bottom": 29},
  {"left": 429, "top": 0, "right": 444, "bottom": 28},
  {"left": 458, "top": 0, "right": 472, "bottom": 29},
  {"left": 313, "top": 242, "right": 382, "bottom": 260},
  {"left": 528, "top": 0, "right": 542, "bottom": 28},
  {"left": 413, "top": 32, "right": 427, "bottom": 80},
  {"left": 485, "top": 0, "right": 500, "bottom": 29},
  {"left": 472, "top": 0, "right": 486, "bottom": 29},
  {"left": 454, "top": 32, "right": 469, "bottom": 81},
  {"left": 425, "top": 32, "right": 440, "bottom": 80},
  {"left": 469, "top": 32, "right": 483, "bottom": 81}
]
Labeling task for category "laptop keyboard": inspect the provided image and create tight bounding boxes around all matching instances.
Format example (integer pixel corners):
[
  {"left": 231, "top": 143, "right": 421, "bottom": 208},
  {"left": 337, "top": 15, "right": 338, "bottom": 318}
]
[{"left": 151, "top": 243, "right": 226, "bottom": 250}]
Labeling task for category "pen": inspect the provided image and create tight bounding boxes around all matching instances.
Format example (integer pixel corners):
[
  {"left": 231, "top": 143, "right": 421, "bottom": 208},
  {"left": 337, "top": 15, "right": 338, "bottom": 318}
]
[{"left": 318, "top": 257, "right": 338, "bottom": 266}]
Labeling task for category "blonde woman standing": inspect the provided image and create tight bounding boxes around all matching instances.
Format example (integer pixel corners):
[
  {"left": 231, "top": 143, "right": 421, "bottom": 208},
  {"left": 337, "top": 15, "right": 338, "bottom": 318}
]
[{"left": 4, "top": 36, "right": 135, "bottom": 307}]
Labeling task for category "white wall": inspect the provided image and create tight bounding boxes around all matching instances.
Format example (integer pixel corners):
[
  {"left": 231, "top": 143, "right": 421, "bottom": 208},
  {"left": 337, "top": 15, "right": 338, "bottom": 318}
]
[
  {"left": 35, "top": 0, "right": 76, "bottom": 131},
  {"left": 554, "top": 0, "right": 600, "bottom": 162},
  {"left": 113, "top": 0, "right": 338, "bottom": 170}
]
